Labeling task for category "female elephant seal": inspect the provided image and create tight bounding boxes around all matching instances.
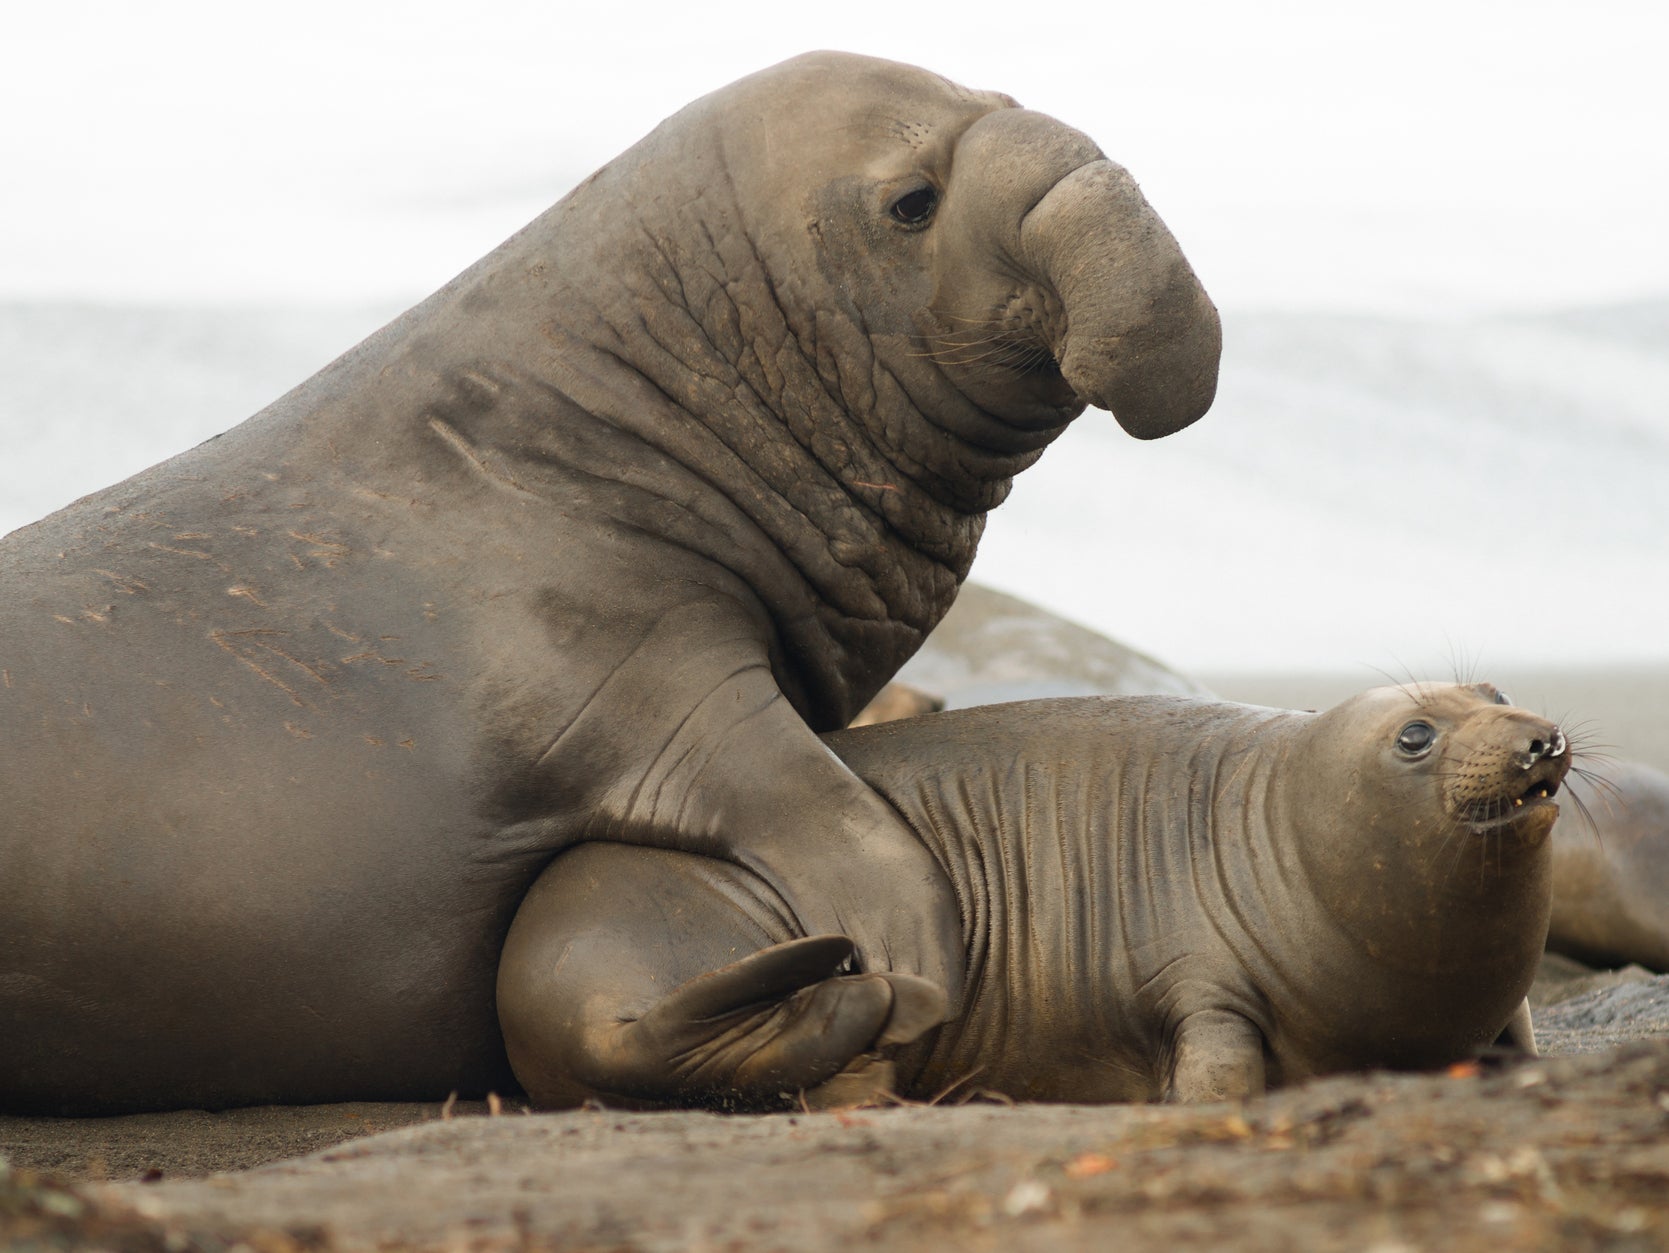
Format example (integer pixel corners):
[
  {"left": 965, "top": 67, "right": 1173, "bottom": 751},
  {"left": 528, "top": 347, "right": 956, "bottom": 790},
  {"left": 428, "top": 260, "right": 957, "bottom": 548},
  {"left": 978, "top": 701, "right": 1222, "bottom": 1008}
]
[
  {"left": 0, "top": 53, "right": 1221, "bottom": 1114},
  {"left": 500, "top": 682, "right": 1570, "bottom": 1108},
  {"left": 1547, "top": 759, "right": 1669, "bottom": 972}
]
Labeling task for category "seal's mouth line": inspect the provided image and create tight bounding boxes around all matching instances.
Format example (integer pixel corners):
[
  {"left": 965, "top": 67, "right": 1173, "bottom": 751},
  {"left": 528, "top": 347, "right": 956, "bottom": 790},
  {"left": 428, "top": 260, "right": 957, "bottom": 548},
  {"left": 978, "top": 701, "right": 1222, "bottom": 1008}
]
[{"left": 1461, "top": 779, "right": 1561, "bottom": 834}]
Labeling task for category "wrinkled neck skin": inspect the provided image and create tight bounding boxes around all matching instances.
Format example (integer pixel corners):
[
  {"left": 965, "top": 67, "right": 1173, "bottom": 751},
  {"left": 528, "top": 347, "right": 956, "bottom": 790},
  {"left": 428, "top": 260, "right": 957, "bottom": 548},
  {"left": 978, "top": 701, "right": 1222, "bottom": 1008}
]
[
  {"left": 284, "top": 88, "right": 1075, "bottom": 729},
  {"left": 843, "top": 697, "right": 1549, "bottom": 1102},
  {"left": 841, "top": 698, "right": 1297, "bottom": 1101}
]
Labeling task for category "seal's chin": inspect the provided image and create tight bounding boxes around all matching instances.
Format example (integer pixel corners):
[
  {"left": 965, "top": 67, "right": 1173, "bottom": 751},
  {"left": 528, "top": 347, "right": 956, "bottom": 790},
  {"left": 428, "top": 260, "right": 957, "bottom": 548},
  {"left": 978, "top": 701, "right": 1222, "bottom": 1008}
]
[
  {"left": 1461, "top": 779, "right": 1562, "bottom": 838},
  {"left": 953, "top": 346, "right": 1087, "bottom": 431}
]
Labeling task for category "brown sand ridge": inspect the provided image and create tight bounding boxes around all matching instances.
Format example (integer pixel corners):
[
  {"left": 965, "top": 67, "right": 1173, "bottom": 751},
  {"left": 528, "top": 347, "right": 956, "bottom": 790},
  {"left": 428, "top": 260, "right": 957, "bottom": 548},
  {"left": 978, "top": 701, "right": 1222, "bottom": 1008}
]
[{"left": 0, "top": 964, "right": 1663, "bottom": 1251}]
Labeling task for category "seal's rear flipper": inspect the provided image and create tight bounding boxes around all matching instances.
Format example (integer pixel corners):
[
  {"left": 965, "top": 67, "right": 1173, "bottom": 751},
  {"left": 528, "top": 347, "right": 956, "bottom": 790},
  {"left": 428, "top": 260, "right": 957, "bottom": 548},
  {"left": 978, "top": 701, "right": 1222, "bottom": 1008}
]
[
  {"left": 799, "top": 972, "right": 947, "bottom": 1110},
  {"left": 874, "top": 973, "right": 949, "bottom": 1046},
  {"left": 499, "top": 841, "right": 950, "bottom": 1110},
  {"left": 598, "top": 937, "right": 934, "bottom": 1106},
  {"left": 651, "top": 935, "right": 859, "bottom": 1020},
  {"left": 1496, "top": 998, "right": 1538, "bottom": 1057}
]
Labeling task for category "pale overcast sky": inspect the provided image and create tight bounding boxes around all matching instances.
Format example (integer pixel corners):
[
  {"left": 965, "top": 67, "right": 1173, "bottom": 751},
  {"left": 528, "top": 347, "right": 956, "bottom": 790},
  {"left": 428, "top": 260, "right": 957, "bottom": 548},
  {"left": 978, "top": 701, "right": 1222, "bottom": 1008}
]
[
  {"left": 4, "top": 0, "right": 1666, "bottom": 314},
  {"left": 5, "top": 2, "right": 1667, "bottom": 672}
]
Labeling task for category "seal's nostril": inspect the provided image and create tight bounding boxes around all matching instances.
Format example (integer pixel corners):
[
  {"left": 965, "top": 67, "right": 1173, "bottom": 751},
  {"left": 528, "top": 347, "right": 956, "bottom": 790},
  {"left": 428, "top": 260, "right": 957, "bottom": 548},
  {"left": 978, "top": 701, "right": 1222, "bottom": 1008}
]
[
  {"left": 1551, "top": 729, "right": 1567, "bottom": 757},
  {"left": 1529, "top": 739, "right": 1546, "bottom": 758}
]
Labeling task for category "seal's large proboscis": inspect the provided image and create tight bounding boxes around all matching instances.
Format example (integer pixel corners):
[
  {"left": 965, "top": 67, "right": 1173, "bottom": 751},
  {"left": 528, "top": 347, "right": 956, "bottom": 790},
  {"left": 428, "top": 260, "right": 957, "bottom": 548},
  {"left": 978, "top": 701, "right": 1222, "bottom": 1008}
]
[
  {"left": 499, "top": 683, "right": 1571, "bottom": 1108},
  {"left": 0, "top": 54, "right": 1222, "bottom": 1115}
]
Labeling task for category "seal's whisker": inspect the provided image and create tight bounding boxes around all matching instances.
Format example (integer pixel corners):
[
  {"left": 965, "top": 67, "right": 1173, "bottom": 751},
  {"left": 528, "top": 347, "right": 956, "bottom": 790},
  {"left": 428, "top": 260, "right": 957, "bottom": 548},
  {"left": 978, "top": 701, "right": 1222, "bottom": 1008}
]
[
  {"left": 922, "top": 1067, "right": 986, "bottom": 1107},
  {"left": 907, "top": 327, "right": 1017, "bottom": 358},
  {"left": 1433, "top": 820, "right": 1475, "bottom": 884},
  {"left": 937, "top": 311, "right": 1013, "bottom": 327},
  {"left": 941, "top": 337, "right": 1027, "bottom": 361},
  {"left": 922, "top": 351, "right": 1044, "bottom": 381},
  {"left": 1365, "top": 662, "right": 1427, "bottom": 706},
  {"left": 1560, "top": 780, "right": 1605, "bottom": 850},
  {"left": 1385, "top": 654, "right": 1437, "bottom": 709},
  {"left": 1418, "top": 805, "right": 1479, "bottom": 880},
  {"left": 1444, "top": 640, "right": 1481, "bottom": 689},
  {"left": 1568, "top": 763, "right": 1628, "bottom": 813},
  {"left": 907, "top": 339, "right": 1017, "bottom": 366},
  {"left": 947, "top": 330, "right": 1034, "bottom": 360},
  {"left": 927, "top": 328, "right": 1018, "bottom": 351},
  {"left": 1008, "top": 345, "right": 1055, "bottom": 371},
  {"left": 988, "top": 343, "right": 1050, "bottom": 370},
  {"left": 923, "top": 319, "right": 1017, "bottom": 344},
  {"left": 906, "top": 351, "right": 1017, "bottom": 378},
  {"left": 1561, "top": 727, "right": 1620, "bottom": 767},
  {"left": 1563, "top": 740, "right": 1616, "bottom": 761},
  {"left": 1570, "top": 749, "right": 1622, "bottom": 773},
  {"left": 1068, "top": 1048, "right": 1148, "bottom": 1082},
  {"left": 1475, "top": 827, "right": 1502, "bottom": 887},
  {"left": 1554, "top": 716, "right": 1612, "bottom": 749},
  {"left": 909, "top": 334, "right": 1048, "bottom": 372},
  {"left": 914, "top": 348, "right": 1014, "bottom": 370},
  {"left": 1558, "top": 716, "right": 1604, "bottom": 738}
]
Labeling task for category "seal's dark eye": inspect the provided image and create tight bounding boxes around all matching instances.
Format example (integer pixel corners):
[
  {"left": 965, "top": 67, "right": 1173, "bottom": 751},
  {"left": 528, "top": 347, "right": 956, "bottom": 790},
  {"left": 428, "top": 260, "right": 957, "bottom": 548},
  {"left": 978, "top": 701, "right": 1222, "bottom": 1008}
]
[
  {"left": 1396, "top": 721, "right": 1436, "bottom": 756},
  {"left": 889, "top": 186, "right": 938, "bottom": 226}
]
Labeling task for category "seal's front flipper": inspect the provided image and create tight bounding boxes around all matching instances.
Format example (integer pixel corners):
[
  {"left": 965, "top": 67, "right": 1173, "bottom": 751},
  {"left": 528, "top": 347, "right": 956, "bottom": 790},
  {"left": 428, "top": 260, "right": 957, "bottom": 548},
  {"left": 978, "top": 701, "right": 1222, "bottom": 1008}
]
[
  {"left": 1497, "top": 998, "right": 1538, "bottom": 1056},
  {"left": 1166, "top": 1009, "right": 1266, "bottom": 1102}
]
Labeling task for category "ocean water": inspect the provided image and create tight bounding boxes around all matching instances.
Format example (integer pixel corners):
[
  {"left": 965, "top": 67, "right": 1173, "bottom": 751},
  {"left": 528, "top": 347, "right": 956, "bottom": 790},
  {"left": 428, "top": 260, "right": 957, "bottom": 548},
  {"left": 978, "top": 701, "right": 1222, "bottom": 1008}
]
[{"left": 2, "top": 299, "right": 1664, "bottom": 674}]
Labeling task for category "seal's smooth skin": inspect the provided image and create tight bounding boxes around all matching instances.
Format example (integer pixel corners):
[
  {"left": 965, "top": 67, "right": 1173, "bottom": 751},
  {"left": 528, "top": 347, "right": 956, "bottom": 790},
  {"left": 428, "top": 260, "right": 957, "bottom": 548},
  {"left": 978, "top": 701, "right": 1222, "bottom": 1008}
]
[
  {"left": 500, "top": 683, "right": 1570, "bottom": 1108},
  {"left": 1547, "top": 759, "right": 1669, "bottom": 972},
  {"left": 0, "top": 53, "right": 1222, "bottom": 1115}
]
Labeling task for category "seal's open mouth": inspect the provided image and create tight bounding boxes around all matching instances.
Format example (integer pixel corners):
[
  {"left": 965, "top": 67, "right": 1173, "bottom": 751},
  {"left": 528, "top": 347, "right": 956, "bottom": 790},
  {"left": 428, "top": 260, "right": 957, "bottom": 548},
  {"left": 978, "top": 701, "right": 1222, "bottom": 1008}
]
[{"left": 1461, "top": 777, "right": 1562, "bottom": 833}]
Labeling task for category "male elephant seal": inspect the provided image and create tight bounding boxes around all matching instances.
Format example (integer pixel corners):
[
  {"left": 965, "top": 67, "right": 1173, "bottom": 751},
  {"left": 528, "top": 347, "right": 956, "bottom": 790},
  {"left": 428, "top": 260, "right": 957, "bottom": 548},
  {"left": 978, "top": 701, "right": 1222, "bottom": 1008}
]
[
  {"left": 500, "top": 682, "right": 1570, "bottom": 1108},
  {"left": 0, "top": 54, "right": 1220, "bottom": 1114}
]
